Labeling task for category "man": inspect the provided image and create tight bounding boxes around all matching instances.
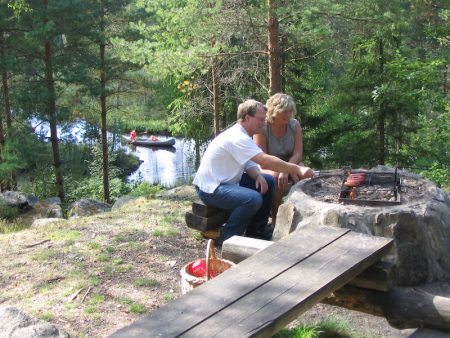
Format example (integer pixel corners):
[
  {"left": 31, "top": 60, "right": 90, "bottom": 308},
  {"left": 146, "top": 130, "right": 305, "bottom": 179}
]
[{"left": 193, "top": 99, "right": 314, "bottom": 243}]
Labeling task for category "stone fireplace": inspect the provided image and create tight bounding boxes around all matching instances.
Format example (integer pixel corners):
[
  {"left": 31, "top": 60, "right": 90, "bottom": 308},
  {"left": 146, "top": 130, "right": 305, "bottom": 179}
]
[{"left": 276, "top": 166, "right": 450, "bottom": 286}]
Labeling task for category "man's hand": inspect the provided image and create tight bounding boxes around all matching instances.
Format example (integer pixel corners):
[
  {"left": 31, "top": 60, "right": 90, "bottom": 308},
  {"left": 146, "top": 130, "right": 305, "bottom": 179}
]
[
  {"left": 255, "top": 174, "right": 268, "bottom": 194},
  {"left": 297, "top": 166, "right": 314, "bottom": 179},
  {"left": 278, "top": 172, "right": 289, "bottom": 190}
]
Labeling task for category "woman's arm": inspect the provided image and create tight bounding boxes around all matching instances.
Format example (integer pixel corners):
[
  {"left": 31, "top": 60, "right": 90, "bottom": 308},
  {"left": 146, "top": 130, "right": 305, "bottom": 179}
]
[
  {"left": 253, "top": 132, "right": 267, "bottom": 153},
  {"left": 253, "top": 132, "right": 270, "bottom": 170},
  {"left": 288, "top": 120, "right": 303, "bottom": 165}
]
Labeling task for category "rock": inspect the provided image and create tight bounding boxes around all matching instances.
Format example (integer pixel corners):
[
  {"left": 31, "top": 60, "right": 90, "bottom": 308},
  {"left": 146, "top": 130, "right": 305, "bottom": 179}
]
[
  {"left": 276, "top": 168, "right": 450, "bottom": 286},
  {"left": 0, "top": 191, "right": 39, "bottom": 210},
  {"left": 31, "top": 218, "right": 67, "bottom": 229},
  {"left": 112, "top": 195, "right": 139, "bottom": 210},
  {"left": 45, "top": 197, "right": 62, "bottom": 205},
  {"left": 28, "top": 202, "right": 64, "bottom": 220},
  {"left": 68, "top": 198, "right": 111, "bottom": 218},
  {"left": 0, "top": 306, "right": 68, "bottom": 338},
  {"left": 156, "top": 186, "right": 196, "bottom": 200}
]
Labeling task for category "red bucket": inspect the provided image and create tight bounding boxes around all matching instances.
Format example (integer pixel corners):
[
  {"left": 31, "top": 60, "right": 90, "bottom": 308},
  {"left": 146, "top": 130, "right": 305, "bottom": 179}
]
[{"left": 180, "top": 239, "right": 236, "bottom": 294}]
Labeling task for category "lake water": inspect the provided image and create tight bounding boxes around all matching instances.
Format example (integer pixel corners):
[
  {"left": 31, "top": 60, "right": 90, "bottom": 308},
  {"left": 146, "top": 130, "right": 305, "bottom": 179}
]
[
  {"left": 31, "top": 118, "right": 198, "bottom": 187},
  {"left": 123, "top": 137, "right": 197, "bottom": 187}
]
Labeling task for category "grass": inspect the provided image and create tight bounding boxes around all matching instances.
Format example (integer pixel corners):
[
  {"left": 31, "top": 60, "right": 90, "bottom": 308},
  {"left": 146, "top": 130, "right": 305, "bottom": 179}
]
[
  {"left": 133, "top": 277, "right": 159, "bottom": 287},
  {"left": 31, "top": 249, "right": 57, "bottom": 261},
  {"left": 128, "top": 302, "right": 146, "bottom": 314},
  {"left": 49, "top": 229, "right": 81, "bottom": 241},
  {"left": 152, "top": 226, "right": 179, "bottom": 237},
  {"left": 162, "top": 292, "right": 175, "bottom": 301},
  {"left": 88, "top": 241, "right": 102, "bottom": 250},
  {"left": 0, "top": 185, "right": 382, "bottom": 338},
  {"left": 275, "top": 318, "right": 359, "bottom": 338},
  {"left": 0, "top": 218, "right": 29, "bottom": 234},
  {"left": 40, "top": 311, "right": 55, "bottom": 322}
]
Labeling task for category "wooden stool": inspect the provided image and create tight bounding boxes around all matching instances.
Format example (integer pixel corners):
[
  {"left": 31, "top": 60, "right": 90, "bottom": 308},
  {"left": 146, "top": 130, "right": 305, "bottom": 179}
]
[{"left": 185, "top": 201, "right": 229, "bottom": 239}]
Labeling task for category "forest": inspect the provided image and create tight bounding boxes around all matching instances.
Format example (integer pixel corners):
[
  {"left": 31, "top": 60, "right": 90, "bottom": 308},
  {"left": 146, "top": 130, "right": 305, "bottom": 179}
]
[{"left": 0, "top": 0, "right": 448, "bottom": 206}]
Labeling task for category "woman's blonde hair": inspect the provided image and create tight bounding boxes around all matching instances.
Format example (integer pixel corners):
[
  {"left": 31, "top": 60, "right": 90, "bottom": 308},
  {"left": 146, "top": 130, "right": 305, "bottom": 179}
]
[{"left": 266, "top": 93, "right": 296, "bottom": 123}]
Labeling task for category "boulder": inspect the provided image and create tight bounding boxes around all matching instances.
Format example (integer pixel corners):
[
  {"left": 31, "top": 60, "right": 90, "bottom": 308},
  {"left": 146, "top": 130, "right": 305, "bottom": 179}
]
[
  {"left": 68, "top": 198, "right": 110, "bottom": 218},
  {"left": 112, "top": 195, "right": 139, "bottom": 210},
  {"left": 0, "top": 306, "right": 68, "bottom": 338},
  {"left": 45, "top": 197, "right": 62, "bottom": 206},
  {"left": 28, "top": 202, "right": 64, "bottom": 220},
  {"left": 0, "top": 191, "right": 39, "bottom": 210}
]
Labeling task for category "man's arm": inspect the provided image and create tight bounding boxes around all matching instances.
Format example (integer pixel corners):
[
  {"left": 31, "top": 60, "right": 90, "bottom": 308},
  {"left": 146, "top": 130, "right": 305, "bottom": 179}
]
[
  {"left": 251, "top": 152, "right": 314, "bottom": 179},
  {"left": 246, "top": 165, "right": 268, "bottom": 194}
]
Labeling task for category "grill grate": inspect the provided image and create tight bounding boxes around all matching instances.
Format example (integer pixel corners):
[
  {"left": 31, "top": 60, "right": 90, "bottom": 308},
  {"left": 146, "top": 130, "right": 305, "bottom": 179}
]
[{"left": 338, "top": 168, "right": 402, "bottom": 206}]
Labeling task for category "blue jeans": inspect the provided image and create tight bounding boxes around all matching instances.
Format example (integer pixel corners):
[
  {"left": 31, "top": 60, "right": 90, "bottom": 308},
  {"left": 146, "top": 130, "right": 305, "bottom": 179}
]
[{"left": 196, "top": 173, "right": 275, "bottom": 241}]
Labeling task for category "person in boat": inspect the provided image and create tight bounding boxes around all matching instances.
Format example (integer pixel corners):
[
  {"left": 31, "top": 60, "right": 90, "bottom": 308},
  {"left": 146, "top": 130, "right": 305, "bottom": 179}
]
[
  {"left": 193, "top": 99, "right": 314, "bottom": 243},
  {"left": 130, "top": 130, "right": 137, "bottom": 141},
  {"left": 254, "top": 93, "right": 308, "bottom": 225}
]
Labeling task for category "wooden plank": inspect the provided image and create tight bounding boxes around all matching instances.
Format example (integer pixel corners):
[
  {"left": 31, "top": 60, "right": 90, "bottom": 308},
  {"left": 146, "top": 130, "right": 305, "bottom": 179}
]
[
  {"left": 192, "top": 200, "right": 226, "bottom": 217},
  {"left": 185, "top": 211, "right": 228, "bottom": 231},
  {"left": 109, "top": 226, "right": 350, "bottom": 338},
  {"left": 183, "top": 231, "right": 392, "bottom": 337},
  {"left": 222, "top": 236, "right": 393, "bottom": 291}
]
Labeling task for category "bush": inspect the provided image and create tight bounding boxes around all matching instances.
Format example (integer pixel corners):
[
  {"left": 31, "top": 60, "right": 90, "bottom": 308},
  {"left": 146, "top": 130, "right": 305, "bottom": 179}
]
[
  {"left": 0, "top": 200, "right": 19, "bottom": 220},
  {"left": 128, "top": 181, "right": 163, "bottom": 198}
]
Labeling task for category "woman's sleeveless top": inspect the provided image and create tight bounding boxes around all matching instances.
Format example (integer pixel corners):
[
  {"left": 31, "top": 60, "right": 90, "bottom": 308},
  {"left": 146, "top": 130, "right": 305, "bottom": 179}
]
[{"left": 262, "top": 118, "right": 299, "bottom": 162}]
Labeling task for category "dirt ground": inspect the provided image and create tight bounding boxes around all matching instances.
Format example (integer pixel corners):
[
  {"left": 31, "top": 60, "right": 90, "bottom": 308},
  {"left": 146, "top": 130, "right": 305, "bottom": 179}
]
[{"left": 0, "top": 186, "right": 414, "bottom": 337}]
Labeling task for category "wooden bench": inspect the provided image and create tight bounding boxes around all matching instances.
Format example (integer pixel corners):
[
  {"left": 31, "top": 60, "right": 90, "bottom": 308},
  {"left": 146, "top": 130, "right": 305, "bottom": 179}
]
[
  {"left": 109, "top": 226, "right": 393, "bottom": 337},
  {"left": 185, "top": 200, "right": 229, "bottom": 239}
]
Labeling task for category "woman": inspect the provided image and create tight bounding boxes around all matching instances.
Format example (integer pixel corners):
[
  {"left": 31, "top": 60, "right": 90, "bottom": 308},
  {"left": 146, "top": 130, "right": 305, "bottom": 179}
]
[{"left": 253, "top": 93, "right": 306, "bottom": 224}]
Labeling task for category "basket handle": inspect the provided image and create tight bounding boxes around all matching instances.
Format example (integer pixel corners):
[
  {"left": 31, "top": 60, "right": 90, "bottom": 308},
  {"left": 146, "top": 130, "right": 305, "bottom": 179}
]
[{"left": 205, "top": 239, "right": 216, "bottom": 281}]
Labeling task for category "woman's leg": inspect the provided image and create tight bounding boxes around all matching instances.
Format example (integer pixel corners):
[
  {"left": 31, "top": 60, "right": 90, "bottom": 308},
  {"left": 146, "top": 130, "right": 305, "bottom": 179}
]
[{"left": 272, "top": 185, "right": 284, "bottom": 225}]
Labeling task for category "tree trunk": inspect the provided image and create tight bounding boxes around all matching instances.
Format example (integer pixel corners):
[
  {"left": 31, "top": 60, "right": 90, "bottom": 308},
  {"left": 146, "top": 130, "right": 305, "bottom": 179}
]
[
  {"left": 324, "top": 285, "right": 450, "bottom": 332},
  {"left": 44, "top": 0, "right": 65, "bottom": 201},
  {"left": 100, "top": 4, "right": 110, "bottom": 204},
  {"left": 0, "top": 31, "right": 15, "bottom": 190},
  {"left": 0, "top": 31, "right": 8, "bottom": 191},
  {"left": 211, "top": 36, "right": 220, "bottom": 136},
  {"left": 377, "top": 38, "right": 386, "bottom": 165},
  {"left": 267, "top": 0, "right": 281, "bottom": 96}
]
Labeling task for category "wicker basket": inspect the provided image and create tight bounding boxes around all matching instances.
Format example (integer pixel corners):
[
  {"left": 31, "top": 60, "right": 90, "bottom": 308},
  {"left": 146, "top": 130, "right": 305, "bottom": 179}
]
[{"left": 180, "top": 239, "right": 236, "bottom": 294}]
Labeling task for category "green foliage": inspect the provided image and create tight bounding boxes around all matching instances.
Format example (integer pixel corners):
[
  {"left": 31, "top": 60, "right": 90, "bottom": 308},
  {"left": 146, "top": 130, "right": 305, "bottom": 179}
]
[
  {"left": 65, "top": 176, "right": 130, "bottom": 205},
  {"left": 117, "top": 119, "right": 169, "bottom": 135},
  {"left": 129, "top": 182, "right": 163, "bottom": 198},
  {"left": 420, "top": 163, "right": 450, "bottom": 193},
  {"left": 0, "top": 201, "right": 19, "bottom": 220}
]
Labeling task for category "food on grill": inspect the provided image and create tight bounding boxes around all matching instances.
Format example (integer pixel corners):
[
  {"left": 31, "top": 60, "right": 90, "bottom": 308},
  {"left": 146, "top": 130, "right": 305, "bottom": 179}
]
[{"left": 344, "top": 173, "right": 366, "bottom": 187}]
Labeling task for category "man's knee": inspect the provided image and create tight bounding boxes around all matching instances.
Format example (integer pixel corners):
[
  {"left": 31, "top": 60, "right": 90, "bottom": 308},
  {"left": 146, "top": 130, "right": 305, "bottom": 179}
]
[{"left": 248, "top": 191, "right": 263, "bottom": 210}]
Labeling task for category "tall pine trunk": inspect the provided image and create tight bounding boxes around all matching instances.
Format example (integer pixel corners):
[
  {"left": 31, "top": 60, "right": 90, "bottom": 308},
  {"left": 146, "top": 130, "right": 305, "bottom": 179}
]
[
  {"left": 44, "top": 0, "right": 64, "bottom": 201},
  {"left": 0, "top": 31, "right": 16, "bottom": 190},
  {"left": 377, "top": 38, "right": 386, "bottom": 165},
  {"left": 211, "top": 36, "right": 219, "bottom": 136},
  {"left": 267, "top": 0, "right": 281, "bottom": 96},
  {"left": 100, "top": 4, "right": 110, "bottom": 204}
]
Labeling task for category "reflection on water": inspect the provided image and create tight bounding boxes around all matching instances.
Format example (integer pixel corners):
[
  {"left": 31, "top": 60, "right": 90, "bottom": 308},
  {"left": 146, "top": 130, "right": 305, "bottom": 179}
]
[
  {"left": 30, "top": 118, "right": 198, "bottom": 188},
  {"left": 123, "top": 137, "right": 196, "bottom": 187}
]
